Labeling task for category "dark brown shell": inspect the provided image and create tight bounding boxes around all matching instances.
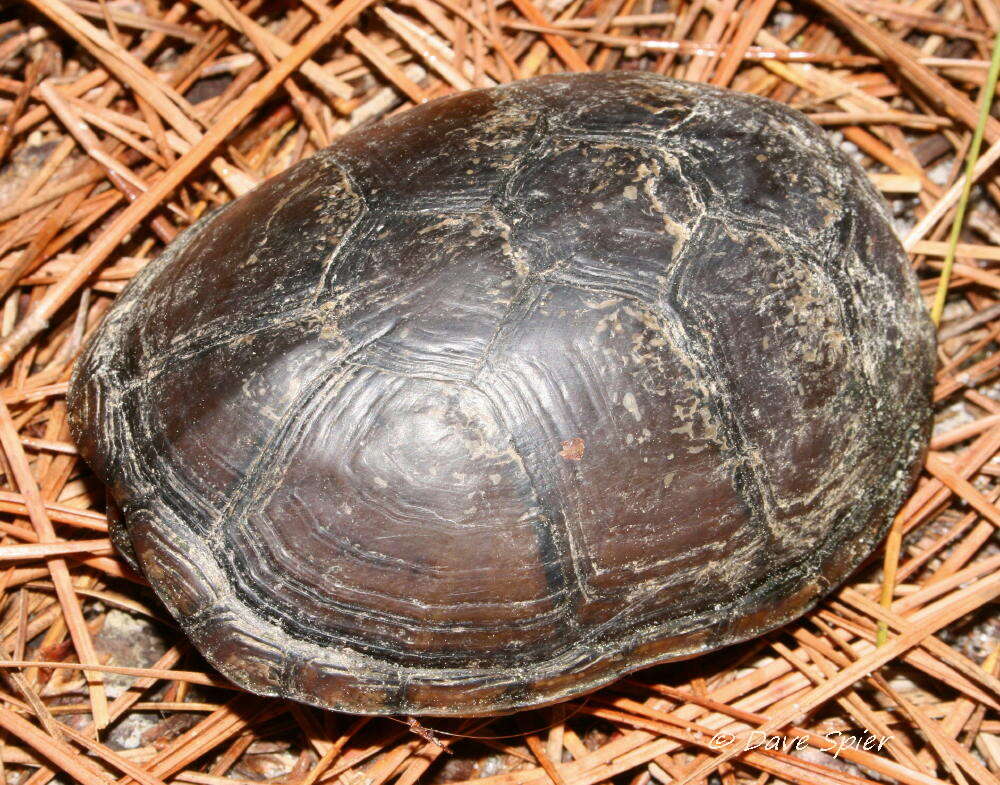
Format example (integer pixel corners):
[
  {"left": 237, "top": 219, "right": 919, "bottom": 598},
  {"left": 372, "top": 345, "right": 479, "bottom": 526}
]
[{"left": 68, "top": 72, "right": 935, "bottom": 716}]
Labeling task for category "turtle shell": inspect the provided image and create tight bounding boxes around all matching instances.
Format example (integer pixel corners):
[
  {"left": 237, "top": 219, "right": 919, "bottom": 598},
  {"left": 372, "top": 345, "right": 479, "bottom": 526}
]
[{"left": 68, "top": 71, "right": 935, "bottom": 716}]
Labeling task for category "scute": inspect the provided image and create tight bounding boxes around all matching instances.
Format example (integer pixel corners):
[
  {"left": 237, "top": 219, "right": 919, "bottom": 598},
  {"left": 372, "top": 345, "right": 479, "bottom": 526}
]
[
  {"left": 328, "top": 85, "right": 540, "bottom": 212},
  {"left": 330, "top": 210, "right": 523, "bottom": 381},
  {"left": 476, "top": 284, "right": 761, "bottom": 614},
  {"left": 134, "top": 153, "right": 364, "bottom": 359},
  {"left": 68, "top": 72, "right": 935, "bottom": 716},
  {"left": 674, "top": 91, "right": 849, "bottom": 251},
  {"left": 670, "top": 218, "right": 874, "bottom": 560},
  {"left": 501, "top": 138, "right": 702, "bottom": 292},
  {"left": 223, "top": 368, "right": 567, "bottom": 664}
]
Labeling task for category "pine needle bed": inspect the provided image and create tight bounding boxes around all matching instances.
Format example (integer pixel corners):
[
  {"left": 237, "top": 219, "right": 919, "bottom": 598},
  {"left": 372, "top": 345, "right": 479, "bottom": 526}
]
[{"left": 0, "top": 1, "right": 997, "bottom": 785}]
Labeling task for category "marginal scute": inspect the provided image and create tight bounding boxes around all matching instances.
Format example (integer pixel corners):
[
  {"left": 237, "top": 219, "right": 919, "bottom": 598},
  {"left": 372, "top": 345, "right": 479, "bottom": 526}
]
[
  {"left": 188, "top": 609, "right": 287, "bottom": 693},
  {"left": 128, "top": 506, "right": 221, "bottom": 618},
  {"left": 330, "top": 86, "right": 538, "bottom": 212},
  {"left": 528, "top": 71, "right": 699, "bottom": 138},
  {"left": 68, "top": 72, "right": 935, "bottom": 716},
  {"left": 290, "top": 656, "right": 401, "bottom": 714}
]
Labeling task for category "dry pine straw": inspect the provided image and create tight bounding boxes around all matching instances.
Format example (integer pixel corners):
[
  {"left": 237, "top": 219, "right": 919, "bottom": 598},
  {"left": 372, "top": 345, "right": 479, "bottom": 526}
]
[{"left": 0, "top": 0, "right": 997, "bottom": 784}]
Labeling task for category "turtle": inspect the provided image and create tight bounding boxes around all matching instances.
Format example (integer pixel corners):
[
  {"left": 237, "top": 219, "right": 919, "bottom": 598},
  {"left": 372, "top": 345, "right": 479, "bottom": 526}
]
[{"left": 68, "top": 71, "right": 936, "bottom": 717}]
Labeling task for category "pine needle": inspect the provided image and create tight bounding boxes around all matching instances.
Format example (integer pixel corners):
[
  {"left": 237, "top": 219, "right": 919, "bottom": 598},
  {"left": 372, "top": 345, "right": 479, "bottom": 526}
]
[{"left": 929, "top": 28, "right": 1000, "bottom": 326}]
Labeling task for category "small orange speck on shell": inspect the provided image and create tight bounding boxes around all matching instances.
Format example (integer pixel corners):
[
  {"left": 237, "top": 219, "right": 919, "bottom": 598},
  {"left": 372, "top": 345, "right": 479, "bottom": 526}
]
[{"left": 560, "top": 438, "right": 585, "bottom": 461}]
